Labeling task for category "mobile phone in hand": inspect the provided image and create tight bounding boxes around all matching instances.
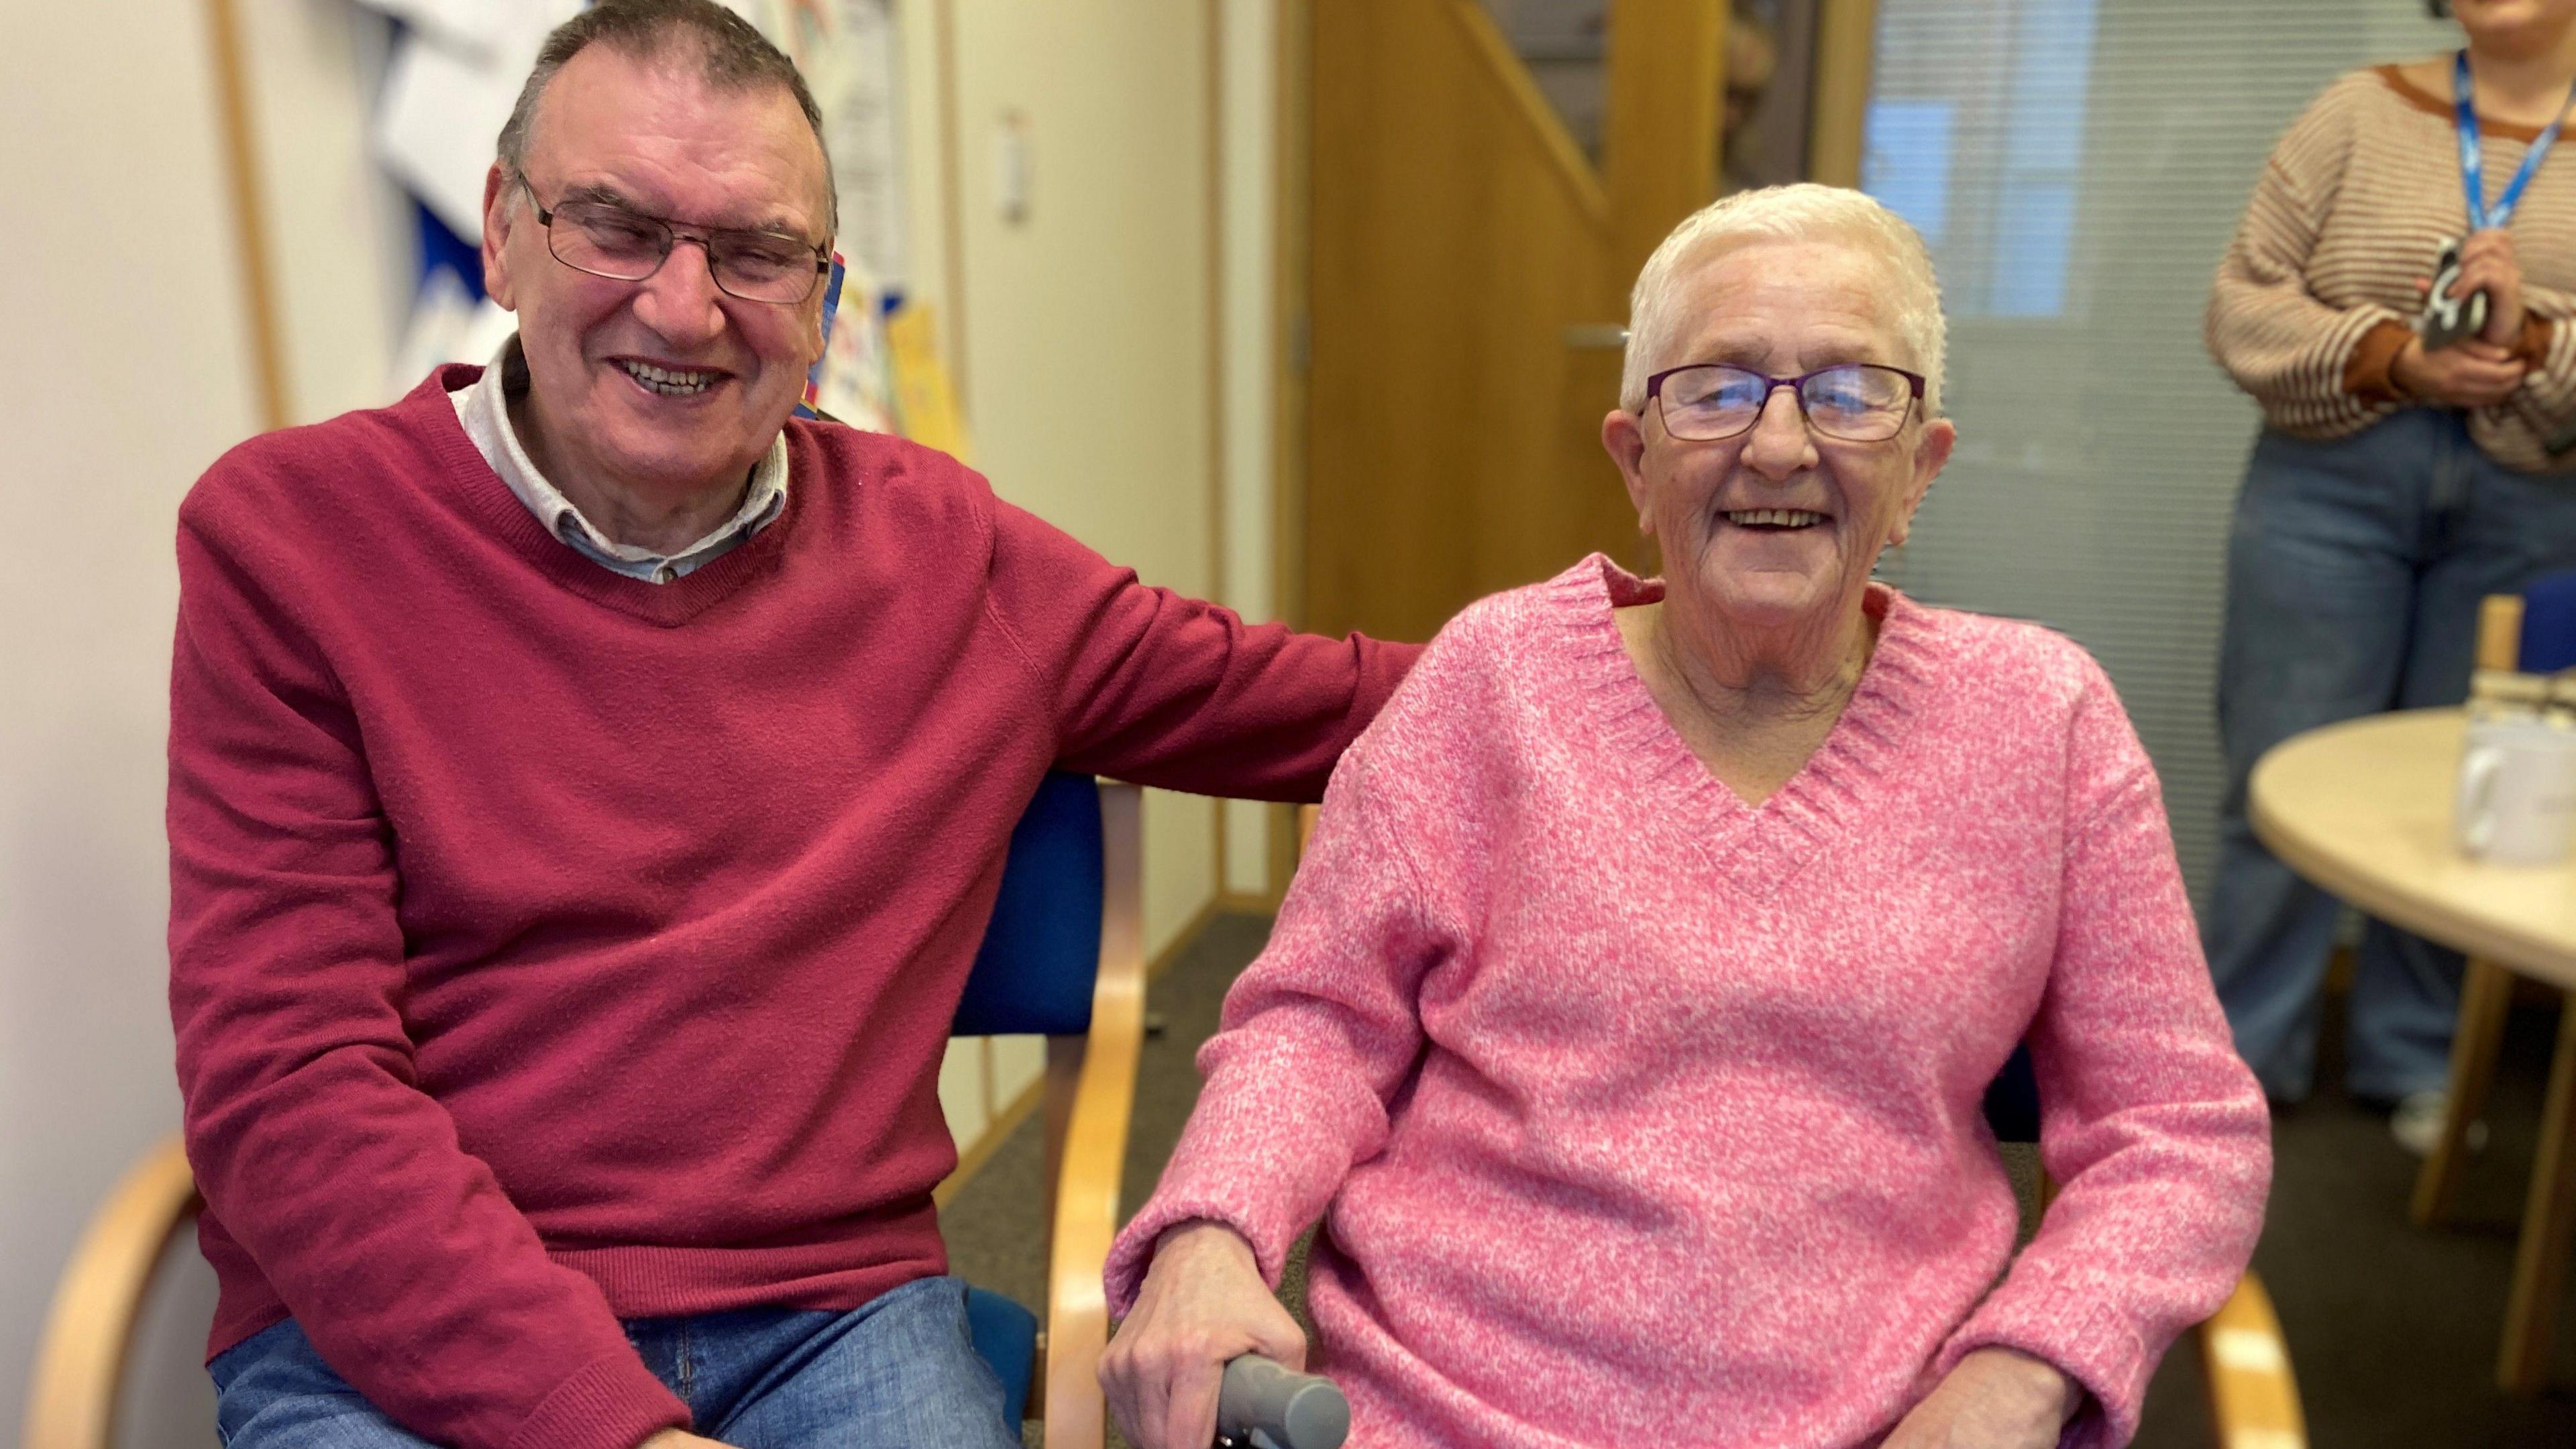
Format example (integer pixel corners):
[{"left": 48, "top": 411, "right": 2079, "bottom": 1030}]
[{"left": 2420, "top": 234, "right": 2491, "bottom": 351}]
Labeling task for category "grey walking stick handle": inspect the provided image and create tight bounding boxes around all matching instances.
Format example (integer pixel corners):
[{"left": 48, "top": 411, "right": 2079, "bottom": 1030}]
[{"left": 1214, "top": 1353, "right": 1349, "bottom": 1449}]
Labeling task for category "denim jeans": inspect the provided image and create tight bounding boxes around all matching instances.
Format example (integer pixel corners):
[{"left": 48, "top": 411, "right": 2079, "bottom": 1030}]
[
  {"left": 2206, "top": 409, "right": 2576, "bottom": 1102},
  {"left": 207, "top": 1275, "right": 1020, "bottom": 1449}
]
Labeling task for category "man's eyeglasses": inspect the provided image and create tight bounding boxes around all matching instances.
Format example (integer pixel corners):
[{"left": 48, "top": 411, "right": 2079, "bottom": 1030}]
[
  {"left": 517, "top": 176, "right": 830, "bottom": 306},
  {"left": 1646, "top": 362, "right": 1925, "bottom": 443}
]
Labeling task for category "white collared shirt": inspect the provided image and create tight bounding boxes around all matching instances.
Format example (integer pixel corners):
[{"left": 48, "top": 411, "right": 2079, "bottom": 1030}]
[{"left": 450, "top": 338, "right": 789, "bottom": 584}]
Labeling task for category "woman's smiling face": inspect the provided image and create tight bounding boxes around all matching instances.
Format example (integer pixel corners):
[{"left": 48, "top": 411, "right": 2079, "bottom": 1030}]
[{"left": 1607, "top": 238, "right": 1953, "bottom": 638}]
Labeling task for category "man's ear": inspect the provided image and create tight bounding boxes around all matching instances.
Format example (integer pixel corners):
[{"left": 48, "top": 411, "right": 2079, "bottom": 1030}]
[
  {"left": 1602, "top": 409, "right": 1655, "bottom": 537},
  {"left": 480, "top": 164, "right": 519, "bottom": 310},
  {"left": 1891, "top": 415, "right": 1955, "bottom": 547},
  {"left": 803, "top": 268, "right": 830, "bottom": 364}
]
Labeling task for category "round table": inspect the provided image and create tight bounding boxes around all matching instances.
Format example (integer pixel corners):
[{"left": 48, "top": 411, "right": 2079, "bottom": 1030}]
[
  {"left": 2249, "top": 706, "right": 2576, "bottom": 1393},
  {"left": 2252, "top": 709, "right": 2576, "bottom": 985}
]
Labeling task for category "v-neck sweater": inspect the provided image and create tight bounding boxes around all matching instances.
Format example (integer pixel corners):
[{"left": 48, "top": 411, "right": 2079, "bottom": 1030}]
[
  {"left": 168, "top": 366, "right": 1419, "bottom": 1449},
  {"left": 1105, "top": 557, "right": 2270, "bottom": 1449}
]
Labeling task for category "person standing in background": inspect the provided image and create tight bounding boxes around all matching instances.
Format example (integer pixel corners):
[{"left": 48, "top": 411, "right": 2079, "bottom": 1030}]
[{"left": 2206, "top": 0, "right": 2576, "bottom": 1152}]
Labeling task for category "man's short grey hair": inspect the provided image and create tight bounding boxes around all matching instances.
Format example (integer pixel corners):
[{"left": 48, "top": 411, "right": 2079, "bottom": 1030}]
[
  {"left": 1619, "top": 183, "right": 1946, "bottom": 417},
  {"left": 496, "top": 0, "right": 838, "bottom": 233}
]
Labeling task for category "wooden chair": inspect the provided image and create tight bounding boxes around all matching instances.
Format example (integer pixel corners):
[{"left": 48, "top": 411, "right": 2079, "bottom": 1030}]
[
  {"left": 949, "top": 772, "right": 1147, "bottom": 1449},
  {"left": 23, "top": 773, "right": 1145, "bottom": 1449},
  {"left": 1284, "top": 806, "right": 2308, "bottom": 1446},
  {"left": 21, "top": 1134, "right": 203, "bottom": 1449}
]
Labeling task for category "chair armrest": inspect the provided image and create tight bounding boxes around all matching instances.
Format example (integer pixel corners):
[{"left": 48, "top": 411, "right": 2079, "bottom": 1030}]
[
  {"left": 25, "top": 1134, "right": 203, "bottom": 1449},
  {"left": 1042, "top": 782, "right": 1147, "bottom": 1449},
  {"left": 2196, "top": 1270, "right": 2306, "bottom": 1449}
]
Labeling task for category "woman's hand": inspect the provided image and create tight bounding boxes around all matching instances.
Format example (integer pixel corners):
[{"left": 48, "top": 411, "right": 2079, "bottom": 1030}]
[
  {"left": 1880, "top": 1347, "right": 2081, "bottom": 1449},
  {"left": 639, "top": 1432, "right": 737, "bottom": 1448},
  {"left": 2392, "top": 332, "right": 2528, "bottom": 407},
  {"left": 2454, "top": 227, "right": 2528, "bottom": 345},
  {"left": 1100, "top": 1220, "right": 1307, "bottom": 1449}
]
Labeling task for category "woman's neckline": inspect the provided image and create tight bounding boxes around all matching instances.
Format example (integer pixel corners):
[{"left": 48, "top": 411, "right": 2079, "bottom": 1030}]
[
  {"left": 2379, "top": 59, "right": 2564, "bottom": 140},
  {"left": 1559, "top": 556, "right": 1936, "bottom": 821}
]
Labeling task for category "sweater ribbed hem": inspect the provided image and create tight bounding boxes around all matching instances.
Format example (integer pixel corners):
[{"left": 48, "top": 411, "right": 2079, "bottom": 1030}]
[
  {"left": 2343, "top": 319, "right": 2416, "bottom": 405},
  {"left": 502, "top": 1349, "right": 691, "bottom": 1449},
  {"left": 1105, "top": 1195, "right": 1280, "bottom": 1320},
  {"left": 551, "top": 1230, "right": 944, "bottom": 1321},
  {"left": 1931, "top": 1262, "right": 2155, "bottom": 1449}
]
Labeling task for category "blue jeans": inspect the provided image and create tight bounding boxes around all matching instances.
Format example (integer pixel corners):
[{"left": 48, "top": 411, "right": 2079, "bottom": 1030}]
[
  {"left": 2208, "top": 409, "right": 2576, "bottom": 1102},
  {"left": 208, "top": 1275, "right": 1020, "bottom": 1448}
]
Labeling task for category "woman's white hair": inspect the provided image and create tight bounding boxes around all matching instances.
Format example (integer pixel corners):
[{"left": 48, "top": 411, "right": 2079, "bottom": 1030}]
[{"left": 1619, "top": 183, "right": 1947, "bottom": 417}]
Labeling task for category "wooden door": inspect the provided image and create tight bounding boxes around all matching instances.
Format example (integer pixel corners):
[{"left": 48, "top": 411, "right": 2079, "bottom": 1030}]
[{"left": 1297, "top": 0, "right": 1725, "bottom": 643}]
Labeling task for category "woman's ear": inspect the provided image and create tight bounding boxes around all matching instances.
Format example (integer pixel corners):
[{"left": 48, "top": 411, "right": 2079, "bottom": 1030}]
[
  {"left": 1602, "top": 409, "right": 1654, "bottom": 535},
  {"left": 1892, "top": 416, "right": 1956, "bottom": 547}
]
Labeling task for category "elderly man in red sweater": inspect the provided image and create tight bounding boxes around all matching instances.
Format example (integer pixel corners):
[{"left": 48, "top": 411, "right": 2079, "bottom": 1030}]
[{"left": 164, "top": 5, "right": 1415, "bottom": 1448}]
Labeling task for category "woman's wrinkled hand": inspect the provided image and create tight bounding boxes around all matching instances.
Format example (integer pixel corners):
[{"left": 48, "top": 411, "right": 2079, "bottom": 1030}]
[
  {"left": 2393, "top": 330, "right": 2528, "bottom": 408},
  {"left": 1100, "top": 1220, "right": 1307, "bottom": 1449},
  {"left": 1880, "top": 1347, "right": 2081, "bottom": 1449}
]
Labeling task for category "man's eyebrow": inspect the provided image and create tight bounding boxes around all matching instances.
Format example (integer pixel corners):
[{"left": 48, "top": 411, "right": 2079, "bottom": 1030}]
[
  {"left": 737, "top": 211, "right": 820, "bottom": 241},
  {"left": 553, "top": 181, "right": 638, "bottom": 210}
]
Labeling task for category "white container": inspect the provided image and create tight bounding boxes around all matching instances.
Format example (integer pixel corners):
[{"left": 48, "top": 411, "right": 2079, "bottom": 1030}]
[{"left": 2457, "top": 716, "right": 2576, "bottom": 865}]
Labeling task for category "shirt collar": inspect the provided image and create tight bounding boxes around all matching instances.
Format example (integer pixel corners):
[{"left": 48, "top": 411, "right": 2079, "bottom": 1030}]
[{"left": 453, "top": 336, "right": 790, "bottom": 582}]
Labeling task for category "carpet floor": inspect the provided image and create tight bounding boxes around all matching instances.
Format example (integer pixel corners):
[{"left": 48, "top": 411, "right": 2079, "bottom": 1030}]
[{"left": 941, "top": 912, "right": 2576, "bottom": 1446}]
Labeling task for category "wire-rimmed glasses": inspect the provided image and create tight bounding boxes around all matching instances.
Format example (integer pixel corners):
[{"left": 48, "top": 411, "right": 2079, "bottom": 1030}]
[
  {"left": 1646, "top": 362, "right": 1925, "bottom": 443},
  {"left": 517, "top": 176, "right": 831, "bottom": 306}
]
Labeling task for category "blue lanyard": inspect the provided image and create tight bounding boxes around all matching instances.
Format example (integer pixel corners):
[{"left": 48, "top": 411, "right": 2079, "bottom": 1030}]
[{"left": 2455, "top": 49, "right": 2576, "bottom": 231}]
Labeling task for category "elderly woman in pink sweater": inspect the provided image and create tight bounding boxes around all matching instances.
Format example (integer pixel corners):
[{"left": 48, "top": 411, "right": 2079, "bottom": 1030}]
[{"left": 1099, "top": 184, "right": 2271, "bottom": 1449}]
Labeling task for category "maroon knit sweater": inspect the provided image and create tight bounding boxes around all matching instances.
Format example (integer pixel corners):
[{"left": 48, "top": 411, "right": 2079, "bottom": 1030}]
[{"left": 167, "top": 366, "right": 1417, "bottom": 1449}]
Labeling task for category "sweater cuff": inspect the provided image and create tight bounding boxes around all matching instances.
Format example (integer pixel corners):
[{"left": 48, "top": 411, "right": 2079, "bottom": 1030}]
[
  {"left": 2515, "top": 313, "right": 2557, "bottom": 368},
  {"left": 502, "top": 1348, "right": 691, "bottom": 1449},
  {"left": 2344, "top": 320, "right": 2416, "bottom": 405},
  {"left": 1929, "top": 1266, "right": 2153, "bottom": 1449}
]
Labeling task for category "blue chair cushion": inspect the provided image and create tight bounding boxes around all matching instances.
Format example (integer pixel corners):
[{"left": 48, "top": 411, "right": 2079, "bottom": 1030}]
[
  {"left": 2521, "top": 570, "right": 2576, "bottom": 674},
  {"left": 953, "top": 772, "right": 1105, "bottom": 1037},
  {"left": 965, "top": 1285, "right": 1040, "bottom": 1424}
]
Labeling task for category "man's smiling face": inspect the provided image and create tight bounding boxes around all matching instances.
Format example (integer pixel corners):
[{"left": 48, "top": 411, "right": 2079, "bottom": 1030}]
[{"left": 480, "top": 43, "right": 830, "bottom": 511}]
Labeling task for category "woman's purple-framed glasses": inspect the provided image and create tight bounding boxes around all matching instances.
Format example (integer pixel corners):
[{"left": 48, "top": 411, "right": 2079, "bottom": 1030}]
[{"left": 1645, "top": 362, "right": 1926, "bottom": 443}]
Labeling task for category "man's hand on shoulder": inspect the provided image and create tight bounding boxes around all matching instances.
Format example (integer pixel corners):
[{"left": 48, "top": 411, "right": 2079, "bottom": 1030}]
[{"left": 640, "top": 1431, "right": 738, "bottom": 1448}]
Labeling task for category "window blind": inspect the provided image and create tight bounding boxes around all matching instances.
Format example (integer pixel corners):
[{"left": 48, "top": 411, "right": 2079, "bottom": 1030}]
[{"left": 1860, "top": 0, "right": 2455, "bottom": 908}]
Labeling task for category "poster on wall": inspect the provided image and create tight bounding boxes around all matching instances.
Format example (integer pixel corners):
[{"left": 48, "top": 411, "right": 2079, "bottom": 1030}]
[{"left": 741, "top": 0, "right": 910, "bottom": 431}]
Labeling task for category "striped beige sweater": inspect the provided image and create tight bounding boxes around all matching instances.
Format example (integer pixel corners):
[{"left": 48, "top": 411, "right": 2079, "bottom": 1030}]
[{"left": 2208, "top": 64, "right": 2576, "bottom": 472}]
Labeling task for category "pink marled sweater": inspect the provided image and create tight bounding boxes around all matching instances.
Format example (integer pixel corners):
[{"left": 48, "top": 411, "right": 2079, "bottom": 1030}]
[{"left": 1105, "top": 557, "right": 2271, "bottom": 1448}]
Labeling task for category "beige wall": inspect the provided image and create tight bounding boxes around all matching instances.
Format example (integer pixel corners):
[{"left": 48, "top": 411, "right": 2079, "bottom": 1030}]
[
  {"left": 1220, "top": 0, "right": 1284, "bottom": 900},
  {"left": 944, "top": 0, "right": 1223, "bottom": 964},
  {"left": 902, "top": 0, "right": 1236, "bottom": 1139},
  {"left": 5, "top": 0, "right": 1268, "bottom": 1432},
  {"left": 232, "top": 0, "right": 410, "bottom": 422},
  {"left": 2, "top": 1, "right": 258, "bottom": 1438}
]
